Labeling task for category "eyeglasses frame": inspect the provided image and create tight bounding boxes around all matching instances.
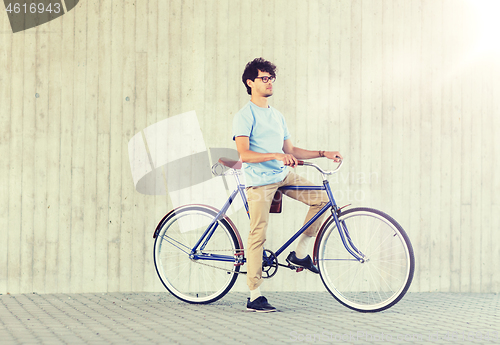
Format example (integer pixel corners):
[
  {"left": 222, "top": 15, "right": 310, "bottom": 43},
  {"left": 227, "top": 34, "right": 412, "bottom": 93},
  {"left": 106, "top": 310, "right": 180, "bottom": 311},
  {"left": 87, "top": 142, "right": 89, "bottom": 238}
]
[{"left": 254, "top": 76, "right": 276, "bottom": 83}]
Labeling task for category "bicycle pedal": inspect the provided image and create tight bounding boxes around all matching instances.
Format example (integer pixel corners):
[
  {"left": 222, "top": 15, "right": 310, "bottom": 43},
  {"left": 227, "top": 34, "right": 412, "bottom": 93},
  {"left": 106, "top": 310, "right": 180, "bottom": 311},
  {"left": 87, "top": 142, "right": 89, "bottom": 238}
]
[{"left": 285, "top": 260, "right": 303, "bottom": 272}]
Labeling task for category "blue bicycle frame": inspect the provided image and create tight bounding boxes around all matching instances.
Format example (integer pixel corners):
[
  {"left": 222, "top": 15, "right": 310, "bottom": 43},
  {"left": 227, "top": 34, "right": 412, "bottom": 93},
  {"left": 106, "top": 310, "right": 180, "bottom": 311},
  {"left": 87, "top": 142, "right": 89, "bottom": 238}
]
[{"left": 190, "top": 165, "right": 366, "bottom": 265}]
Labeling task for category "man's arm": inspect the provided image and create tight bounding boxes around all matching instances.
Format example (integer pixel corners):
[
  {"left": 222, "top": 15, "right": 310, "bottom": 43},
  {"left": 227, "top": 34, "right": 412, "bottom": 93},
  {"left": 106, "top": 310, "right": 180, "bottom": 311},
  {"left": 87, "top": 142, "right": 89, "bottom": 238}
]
[
  {"left": 282, "top": 139, "right": 342, "bottom": 162},
  {"left": 235, "top": 136, "right": 298, "bottom": 166}
]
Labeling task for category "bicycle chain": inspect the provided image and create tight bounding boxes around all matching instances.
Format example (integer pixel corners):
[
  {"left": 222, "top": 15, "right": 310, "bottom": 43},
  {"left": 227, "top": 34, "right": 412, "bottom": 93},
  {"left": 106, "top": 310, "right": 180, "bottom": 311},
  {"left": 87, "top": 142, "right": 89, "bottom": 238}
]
[
  {"left": 189, "top": 250, "right": 296, "bottom": 275},
  {"left": 190, "top": 249, "right": 247, "bottom": 275}
]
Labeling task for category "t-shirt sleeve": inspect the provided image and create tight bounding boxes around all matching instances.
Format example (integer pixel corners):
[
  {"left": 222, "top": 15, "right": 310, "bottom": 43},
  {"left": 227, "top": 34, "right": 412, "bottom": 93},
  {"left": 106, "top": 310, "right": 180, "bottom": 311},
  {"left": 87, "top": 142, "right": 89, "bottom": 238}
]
[{"left": 232, "top": 110, "right": 253, "bottom": 140}]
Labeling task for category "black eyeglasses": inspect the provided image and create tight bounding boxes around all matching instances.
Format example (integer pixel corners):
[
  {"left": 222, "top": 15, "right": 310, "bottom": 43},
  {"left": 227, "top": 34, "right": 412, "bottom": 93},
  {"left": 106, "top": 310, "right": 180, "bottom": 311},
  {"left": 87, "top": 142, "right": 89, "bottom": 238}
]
[{"left": 255, "top": 76, "right": 276, "bottom": 83}]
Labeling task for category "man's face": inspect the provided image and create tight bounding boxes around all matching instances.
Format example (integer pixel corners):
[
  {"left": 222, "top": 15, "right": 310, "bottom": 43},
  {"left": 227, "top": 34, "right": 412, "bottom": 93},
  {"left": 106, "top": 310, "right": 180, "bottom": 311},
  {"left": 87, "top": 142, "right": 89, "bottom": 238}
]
[{"left": 248, "top": 70, "right": 274, "bottom": 98}]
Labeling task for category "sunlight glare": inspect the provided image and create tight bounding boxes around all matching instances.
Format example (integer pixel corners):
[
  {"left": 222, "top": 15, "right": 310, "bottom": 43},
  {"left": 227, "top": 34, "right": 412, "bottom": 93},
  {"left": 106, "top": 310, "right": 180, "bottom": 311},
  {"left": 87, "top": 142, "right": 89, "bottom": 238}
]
[{"left": 470, "top": 0, "right": 500, "bottom": 53}]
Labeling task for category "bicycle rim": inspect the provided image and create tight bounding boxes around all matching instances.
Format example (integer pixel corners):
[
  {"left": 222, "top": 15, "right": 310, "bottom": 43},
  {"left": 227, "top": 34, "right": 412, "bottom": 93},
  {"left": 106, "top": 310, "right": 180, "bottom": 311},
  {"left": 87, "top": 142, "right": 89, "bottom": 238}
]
[
  {"left": 154, "top": 206, "right": 240, "bottom": 304},
  {"left": 318, "top": 207, "right": 414, "bottom": 312}
]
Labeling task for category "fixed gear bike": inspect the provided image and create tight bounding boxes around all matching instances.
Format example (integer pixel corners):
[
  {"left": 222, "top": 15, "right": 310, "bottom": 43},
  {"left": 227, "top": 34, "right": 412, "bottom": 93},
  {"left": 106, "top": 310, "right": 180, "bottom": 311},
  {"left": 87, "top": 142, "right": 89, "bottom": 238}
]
[{"left": 153, "top": 158, "right": 415, "bottom": 313}]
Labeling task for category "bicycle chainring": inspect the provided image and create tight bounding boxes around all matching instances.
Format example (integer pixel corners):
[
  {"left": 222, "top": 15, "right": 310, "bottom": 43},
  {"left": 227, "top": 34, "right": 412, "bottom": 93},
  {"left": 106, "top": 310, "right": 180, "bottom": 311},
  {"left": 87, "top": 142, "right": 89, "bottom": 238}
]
[{"left": 262, "top": 249, "right": 278, "bottom": 279}]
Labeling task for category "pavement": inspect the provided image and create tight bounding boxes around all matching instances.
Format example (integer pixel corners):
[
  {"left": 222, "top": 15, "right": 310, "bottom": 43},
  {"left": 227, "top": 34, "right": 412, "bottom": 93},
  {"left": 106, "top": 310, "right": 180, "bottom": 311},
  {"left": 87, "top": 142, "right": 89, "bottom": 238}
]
[{"left": 0, "top": 291, "right": 499, "bottom": 345}]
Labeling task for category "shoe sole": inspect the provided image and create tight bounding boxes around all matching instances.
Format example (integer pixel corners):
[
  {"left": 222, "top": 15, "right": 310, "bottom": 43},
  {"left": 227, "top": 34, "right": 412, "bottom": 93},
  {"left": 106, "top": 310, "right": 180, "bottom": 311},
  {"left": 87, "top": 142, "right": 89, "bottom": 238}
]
[
  {"left": 286, "top": 259, "right": 319, "bottom": 274},
  {"left": 286, "top": 259, "right": 310, "bottom": 269},
  {"left": 246, "top": 308, "right": 277, "bottom": 313}
]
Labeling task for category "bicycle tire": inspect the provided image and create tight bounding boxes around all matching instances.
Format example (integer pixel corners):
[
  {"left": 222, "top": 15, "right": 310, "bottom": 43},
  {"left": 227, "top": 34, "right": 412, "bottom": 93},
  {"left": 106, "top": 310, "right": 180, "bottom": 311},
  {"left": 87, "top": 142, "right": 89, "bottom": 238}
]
[
  {"left": 316, "top": 207, "right": 414, "bottom": 312},
  {"left": 153, "top": 205, "right": 242, "bottom": 304}
]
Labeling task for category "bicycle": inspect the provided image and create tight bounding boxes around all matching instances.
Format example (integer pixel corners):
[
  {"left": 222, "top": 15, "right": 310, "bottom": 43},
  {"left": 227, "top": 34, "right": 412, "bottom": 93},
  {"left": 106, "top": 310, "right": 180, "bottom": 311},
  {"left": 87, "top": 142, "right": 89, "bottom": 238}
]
[{"left": 153, "top": 158, "right": 415, "bottom": 312}]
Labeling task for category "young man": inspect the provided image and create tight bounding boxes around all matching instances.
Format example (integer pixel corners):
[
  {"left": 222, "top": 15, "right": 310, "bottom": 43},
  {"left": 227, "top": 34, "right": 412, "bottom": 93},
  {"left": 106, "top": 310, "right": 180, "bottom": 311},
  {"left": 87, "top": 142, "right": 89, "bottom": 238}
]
[{"left": 232, "top": 58, "right": 342, "bottom": 312}]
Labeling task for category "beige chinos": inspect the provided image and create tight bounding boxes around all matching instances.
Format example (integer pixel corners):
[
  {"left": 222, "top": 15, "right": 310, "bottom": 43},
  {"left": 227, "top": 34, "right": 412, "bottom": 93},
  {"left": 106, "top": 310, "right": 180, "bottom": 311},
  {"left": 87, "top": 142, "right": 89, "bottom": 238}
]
[{"left": 246, "top": 171, "right": 329, "bottom": 291}]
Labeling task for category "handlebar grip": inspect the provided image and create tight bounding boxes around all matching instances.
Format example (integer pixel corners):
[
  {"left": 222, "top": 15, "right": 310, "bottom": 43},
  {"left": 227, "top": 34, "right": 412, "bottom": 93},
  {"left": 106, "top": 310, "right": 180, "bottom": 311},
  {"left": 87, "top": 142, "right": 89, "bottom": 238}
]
[{"left": 297, "top": 160, "right": 304, "bottom": 166}]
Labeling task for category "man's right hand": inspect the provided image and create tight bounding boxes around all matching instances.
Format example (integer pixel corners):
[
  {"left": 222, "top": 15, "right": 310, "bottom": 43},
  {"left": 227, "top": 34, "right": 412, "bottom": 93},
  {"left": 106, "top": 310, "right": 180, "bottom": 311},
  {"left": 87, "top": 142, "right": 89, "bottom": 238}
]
[{"left": 275, "top": 153, "right": 298, "bottom": 167}]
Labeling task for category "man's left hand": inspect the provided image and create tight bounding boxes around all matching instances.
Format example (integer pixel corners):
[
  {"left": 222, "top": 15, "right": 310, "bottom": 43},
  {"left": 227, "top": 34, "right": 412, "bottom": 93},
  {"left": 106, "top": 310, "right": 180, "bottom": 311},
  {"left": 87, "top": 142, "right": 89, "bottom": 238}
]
[{"left": 324, "top": 151, "right": 343, "bottom": 162}]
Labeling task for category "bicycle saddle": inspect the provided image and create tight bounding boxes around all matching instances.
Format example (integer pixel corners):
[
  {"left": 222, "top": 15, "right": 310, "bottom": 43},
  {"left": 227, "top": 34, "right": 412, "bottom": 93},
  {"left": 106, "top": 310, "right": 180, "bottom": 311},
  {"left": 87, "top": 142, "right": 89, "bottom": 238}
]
[{"left": 218, "top": 157, "right": 242, "bottom": 170}]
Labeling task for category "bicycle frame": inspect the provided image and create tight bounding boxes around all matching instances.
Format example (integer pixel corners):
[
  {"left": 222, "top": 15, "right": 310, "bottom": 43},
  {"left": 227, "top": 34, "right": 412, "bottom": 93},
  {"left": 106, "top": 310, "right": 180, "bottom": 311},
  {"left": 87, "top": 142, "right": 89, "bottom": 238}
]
[{"left": 191, "top": 165, "right": 366, "bottom": 265}]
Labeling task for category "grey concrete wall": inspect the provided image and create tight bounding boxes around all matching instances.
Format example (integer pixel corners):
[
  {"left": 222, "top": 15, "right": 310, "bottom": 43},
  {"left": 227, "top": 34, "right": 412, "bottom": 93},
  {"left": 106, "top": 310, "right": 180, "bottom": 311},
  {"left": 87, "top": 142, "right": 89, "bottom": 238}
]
[{"left": 1, "top": 0, "right": 499, "bottom": 294}]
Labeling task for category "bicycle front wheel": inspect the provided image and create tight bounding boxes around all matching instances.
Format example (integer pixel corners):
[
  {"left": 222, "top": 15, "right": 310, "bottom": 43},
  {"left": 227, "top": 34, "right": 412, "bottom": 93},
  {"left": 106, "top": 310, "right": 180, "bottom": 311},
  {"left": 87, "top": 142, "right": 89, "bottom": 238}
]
[
  {"left": 317, "top": 207, "right": 414, "bottom": 312},
  {"left": 153, "top": 205, "right": 242, "bottom": 304}
]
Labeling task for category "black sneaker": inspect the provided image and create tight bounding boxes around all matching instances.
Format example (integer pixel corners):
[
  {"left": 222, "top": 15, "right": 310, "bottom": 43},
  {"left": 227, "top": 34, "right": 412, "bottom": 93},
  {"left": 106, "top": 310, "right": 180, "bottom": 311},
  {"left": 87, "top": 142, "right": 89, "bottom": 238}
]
[
  {"left": 286, "top": 251, "right": 320, "bottom": 274},
  {"left": 246, "top": 296, "right": 277, "bottom": 313}
]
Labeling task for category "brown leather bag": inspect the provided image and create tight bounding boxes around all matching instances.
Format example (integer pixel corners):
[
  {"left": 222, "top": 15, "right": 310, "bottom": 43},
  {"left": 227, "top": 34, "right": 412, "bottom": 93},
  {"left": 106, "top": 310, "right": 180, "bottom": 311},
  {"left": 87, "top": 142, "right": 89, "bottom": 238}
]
[{"left": 269, "top": 190, "right": 283, "bottom": 213}]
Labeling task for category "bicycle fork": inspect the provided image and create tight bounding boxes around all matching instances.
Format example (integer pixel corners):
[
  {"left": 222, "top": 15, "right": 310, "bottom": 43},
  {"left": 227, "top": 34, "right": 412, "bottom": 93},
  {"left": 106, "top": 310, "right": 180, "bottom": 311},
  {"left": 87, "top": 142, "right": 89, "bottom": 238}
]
[
  {"left": 325, "top": 178, "right": 367, "bottom": 263},
  {"left": 332, "top": 210, "right": 368, "bottom": 263}
]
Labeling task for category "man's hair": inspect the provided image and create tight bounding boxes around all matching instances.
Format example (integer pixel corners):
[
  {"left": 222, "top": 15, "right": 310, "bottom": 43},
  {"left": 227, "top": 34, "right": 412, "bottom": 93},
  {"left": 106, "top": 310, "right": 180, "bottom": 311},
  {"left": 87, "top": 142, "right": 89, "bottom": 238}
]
[{"left": 242, "top": 58, "right": 277, "bottom": 95}]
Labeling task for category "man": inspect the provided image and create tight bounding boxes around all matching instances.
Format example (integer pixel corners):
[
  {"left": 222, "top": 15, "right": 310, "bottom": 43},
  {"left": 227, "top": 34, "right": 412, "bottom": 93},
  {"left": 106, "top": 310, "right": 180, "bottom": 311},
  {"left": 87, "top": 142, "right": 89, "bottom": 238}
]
[{"left": 232, "top": 58, "right": 342, "bottom": 312}]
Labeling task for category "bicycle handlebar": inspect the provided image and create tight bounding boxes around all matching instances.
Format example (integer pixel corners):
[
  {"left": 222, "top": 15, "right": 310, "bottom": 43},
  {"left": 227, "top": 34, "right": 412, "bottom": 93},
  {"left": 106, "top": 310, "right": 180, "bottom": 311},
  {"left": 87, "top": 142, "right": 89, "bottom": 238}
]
[
  {"left": 297, "top": 159, "right": 344, "bottom": 179},
  {"left": 212, "top": 158, "right": 344, "bottom": 179}
]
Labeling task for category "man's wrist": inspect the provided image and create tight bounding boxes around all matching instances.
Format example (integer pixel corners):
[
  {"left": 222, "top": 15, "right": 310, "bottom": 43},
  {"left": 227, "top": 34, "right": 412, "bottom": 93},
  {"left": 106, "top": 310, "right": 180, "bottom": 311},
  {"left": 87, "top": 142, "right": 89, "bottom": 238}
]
[{"left": 319, "top": 150, "right": 325, "bottom": 158}]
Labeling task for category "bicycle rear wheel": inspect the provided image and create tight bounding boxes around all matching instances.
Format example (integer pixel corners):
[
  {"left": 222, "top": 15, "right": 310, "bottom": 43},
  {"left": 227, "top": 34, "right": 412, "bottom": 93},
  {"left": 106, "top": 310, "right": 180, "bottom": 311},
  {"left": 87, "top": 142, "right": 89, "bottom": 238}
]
[
  {"left": 317, "top": 207, "right": 414, "bottom": 312},
  {"left": 153, "top": 205, "right": 242, "bottom": 304}
]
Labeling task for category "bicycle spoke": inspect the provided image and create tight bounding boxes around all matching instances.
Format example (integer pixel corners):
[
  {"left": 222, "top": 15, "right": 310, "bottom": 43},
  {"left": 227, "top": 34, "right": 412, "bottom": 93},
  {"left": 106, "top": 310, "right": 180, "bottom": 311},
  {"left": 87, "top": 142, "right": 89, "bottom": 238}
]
[
  {"left": 318, "top": 208, "right": 414, "bottom": 312},
  {"left": 154, "top": 206, "right": 240, "bottom": 304}
]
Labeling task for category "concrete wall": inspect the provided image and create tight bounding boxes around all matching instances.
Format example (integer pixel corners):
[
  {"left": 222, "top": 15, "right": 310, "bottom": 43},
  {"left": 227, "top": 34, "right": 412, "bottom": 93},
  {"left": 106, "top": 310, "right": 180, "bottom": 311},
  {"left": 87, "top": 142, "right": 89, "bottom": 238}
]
[{"left": 1, "top": 0, "right": 499, "bottom": 294}]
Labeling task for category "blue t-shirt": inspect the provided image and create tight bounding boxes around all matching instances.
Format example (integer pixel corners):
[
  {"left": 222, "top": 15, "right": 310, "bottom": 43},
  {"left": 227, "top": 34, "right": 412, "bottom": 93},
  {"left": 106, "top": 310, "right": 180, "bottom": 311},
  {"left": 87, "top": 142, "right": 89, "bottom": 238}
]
[{"left": 232, "top": 101, "right": 291, "bottom": 187}]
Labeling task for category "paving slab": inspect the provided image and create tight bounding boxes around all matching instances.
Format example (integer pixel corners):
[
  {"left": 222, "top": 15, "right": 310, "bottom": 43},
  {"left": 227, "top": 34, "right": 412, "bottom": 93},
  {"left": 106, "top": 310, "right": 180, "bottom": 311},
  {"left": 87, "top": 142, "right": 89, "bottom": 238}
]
[{"left": 0, "top": 292, "right": 499, "bottom": 344}]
